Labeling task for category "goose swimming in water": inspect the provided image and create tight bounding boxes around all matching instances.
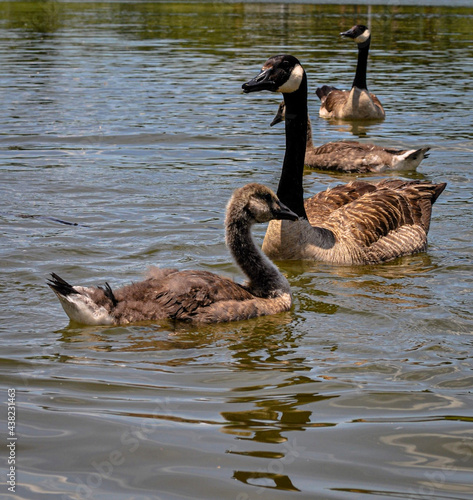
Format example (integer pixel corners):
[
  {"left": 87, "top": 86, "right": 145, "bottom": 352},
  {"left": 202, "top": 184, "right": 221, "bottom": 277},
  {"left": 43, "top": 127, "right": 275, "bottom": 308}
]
[
  {"left": 48, "top": 183, "right": 298, "bottom": 325},
  {"left": 316, "top": 25, "right": 385, "bottom": 121},
  {"left": 271, "top": 101, "right": 430, "bottom": 173},
  {"left": 242, "top": 54, "right": 446, "bottom": 264}
]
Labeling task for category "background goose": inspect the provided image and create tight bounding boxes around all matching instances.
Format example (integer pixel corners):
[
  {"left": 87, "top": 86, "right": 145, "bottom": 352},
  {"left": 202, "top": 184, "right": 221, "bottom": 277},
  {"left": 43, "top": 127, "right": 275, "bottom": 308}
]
[
  {"left": 271, "top": 101, "right": 430, "bottom": 172},
  {"left": 48, "top": 183, "right": 298, "bottom": 325},
  {"left": 316, "top": 24, "right": 385, "bottom": 121},
  {"left": 242, "top": 54, "right": 446, "bottom": 264}
]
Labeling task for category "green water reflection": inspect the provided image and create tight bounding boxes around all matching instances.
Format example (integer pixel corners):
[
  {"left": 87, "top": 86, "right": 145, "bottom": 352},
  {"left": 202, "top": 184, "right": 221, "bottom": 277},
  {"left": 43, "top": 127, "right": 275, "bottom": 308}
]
[{"left": 1, "top": 1, "right": 473, "bottom": 499}]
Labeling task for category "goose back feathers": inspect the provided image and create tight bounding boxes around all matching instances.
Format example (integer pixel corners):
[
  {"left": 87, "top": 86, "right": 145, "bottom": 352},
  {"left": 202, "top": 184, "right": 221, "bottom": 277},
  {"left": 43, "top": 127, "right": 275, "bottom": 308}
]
[
  {"left": 316, "top": 25, "right": 385, "bottom": 121},
  {"left": 48, "top": 183, "right": 298, "bottom": 326},
  {"left": 304, "top": 141, "right": 430, "bottom": 173},
  {"left": 243, "top": 54, "right": 445, "bottom": 264},
  {"left": 261, "top": 178, "right": 445, "bottom": 263},
  {"left": 271, "top": 101, "right": 430, "bottom": 173}
]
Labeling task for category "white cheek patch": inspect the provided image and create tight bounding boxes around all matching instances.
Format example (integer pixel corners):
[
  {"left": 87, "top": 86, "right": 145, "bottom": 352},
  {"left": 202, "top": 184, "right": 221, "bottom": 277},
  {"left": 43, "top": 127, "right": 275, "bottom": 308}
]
[
  {"left": 277, "top": 64, "right": 304, "bottom": 93},
  {"left": 354, "top": 29, "right": 371, "bottom": 44}
]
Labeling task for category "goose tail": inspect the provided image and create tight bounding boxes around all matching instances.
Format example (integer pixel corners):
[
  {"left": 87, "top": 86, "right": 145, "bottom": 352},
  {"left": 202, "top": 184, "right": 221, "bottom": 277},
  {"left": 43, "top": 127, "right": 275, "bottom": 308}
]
[
  {"left": 391, "top": 147, "right": 431, "bottom": 171},
  {"left": 47, "top": 273, "right": 79, "bottom": 297},
  {"left": 47, "top": 273, "right": 115, "bottom": 326},
  {"left": 316, "top": 85, "right": 338, "bottom": 100},
  {"left": 431, "top": 182, "right": 447, "bottom": 204},
  {"left": 405, "top": 146, "right": 431, "bottom": 162}
]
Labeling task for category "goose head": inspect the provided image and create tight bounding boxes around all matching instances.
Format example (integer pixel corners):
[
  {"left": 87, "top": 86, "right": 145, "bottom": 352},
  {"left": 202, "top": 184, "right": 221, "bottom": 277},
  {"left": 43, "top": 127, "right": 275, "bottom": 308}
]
[
  {"left": 242, "top": 55, "right": 305, "bottom": 95},
  {"left": 270, "top": 101, "right": 286, "bottom": 127},
  {"left": 226, "top": 183, "right": 298, "bottom": 226},
  {"left": 341, "top": 24, "right": 371, "bottom": 46}
]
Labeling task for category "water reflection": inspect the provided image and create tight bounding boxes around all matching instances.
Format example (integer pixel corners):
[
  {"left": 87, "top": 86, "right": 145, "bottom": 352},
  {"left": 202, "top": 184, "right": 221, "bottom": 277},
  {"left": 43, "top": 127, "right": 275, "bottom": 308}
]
[
  {"left": 330, "top": 392, "right": 463, "bottom": 412},
  {"left": 1, "top": 2, "right": 473, "bottom": 499},
  {"left": 221, "top": 391, "right": 335, "bottom": 438},
  {"left": 321, "top": 117, "right": 386, "bottom": 137},
  {"left": 232, "top": 470, "right": 300, "bottom": 492},
  {"left": 223, "top": 383, "right": 333, "bottom": 493},
  {"left": 55, "top": 311, "right": 300, "bottom": 365},
  {"left": 381, "top": 430, "right": 473, "bottom": 469}
]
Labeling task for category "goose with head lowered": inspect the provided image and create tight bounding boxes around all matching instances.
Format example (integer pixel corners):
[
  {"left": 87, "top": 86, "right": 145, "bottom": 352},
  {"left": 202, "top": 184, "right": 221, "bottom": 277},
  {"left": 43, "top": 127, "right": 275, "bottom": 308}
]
[
  {"left": 316, "top": 25, "right": 385, "bottom": 121},
  {"left": 48, "top": 183, "right": 298, "bottom": 326},
  {"left": 242, "top": 55, "right": 446, "bottom": 264},
  {"left": 271, "top": 101, "right": 430, "bottom": 173}
]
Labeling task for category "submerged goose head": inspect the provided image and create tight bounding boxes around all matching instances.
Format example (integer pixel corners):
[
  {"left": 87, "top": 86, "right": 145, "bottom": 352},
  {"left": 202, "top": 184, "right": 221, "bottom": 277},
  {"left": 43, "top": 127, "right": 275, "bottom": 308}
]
[
  {"left": 341, "top": 24, "right": 371, "bottom": 46},
  {"left": 242, "top": 55, "right": 305, "bottom": 95},
  {"left": 270, "top": 101, "right": 286, "bottom": 127}
]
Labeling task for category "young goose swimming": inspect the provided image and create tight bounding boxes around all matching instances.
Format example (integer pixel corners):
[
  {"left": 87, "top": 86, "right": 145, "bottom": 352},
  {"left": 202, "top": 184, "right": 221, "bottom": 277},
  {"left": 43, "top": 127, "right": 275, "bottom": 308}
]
[
  {"left": 242, "top": 55, "right": 446, "bottom": 264},
  {"left": 48, "top": 183, "right": 298, "bottom": 325},
  {"left": 316, "top": 25, "right": 385, "bottom": 121},
  {"left": 271, "top": 101, "right": 430, "bottom": 173}
]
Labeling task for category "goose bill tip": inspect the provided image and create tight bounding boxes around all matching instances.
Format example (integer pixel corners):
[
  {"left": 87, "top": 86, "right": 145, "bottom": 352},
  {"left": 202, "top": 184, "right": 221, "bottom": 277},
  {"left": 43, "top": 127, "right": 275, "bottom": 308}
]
[{"left": 242, "top": 82, "right": 261, "bottom": 93}]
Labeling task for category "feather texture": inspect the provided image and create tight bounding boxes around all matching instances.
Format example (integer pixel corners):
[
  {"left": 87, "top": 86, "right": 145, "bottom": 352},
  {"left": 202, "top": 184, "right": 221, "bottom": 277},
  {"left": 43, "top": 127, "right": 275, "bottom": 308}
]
[
  {"left": 243, "top": 55, "right": 445, "bottom": 264},
  {"left": 48, "top": 184, "right": 298, "bottom": 325},
  {"left": 316, "top": 25, "right": 385, "bottom": 121},
  {"left": 271, "top": 101, "right": 429, "bottom": 172}
]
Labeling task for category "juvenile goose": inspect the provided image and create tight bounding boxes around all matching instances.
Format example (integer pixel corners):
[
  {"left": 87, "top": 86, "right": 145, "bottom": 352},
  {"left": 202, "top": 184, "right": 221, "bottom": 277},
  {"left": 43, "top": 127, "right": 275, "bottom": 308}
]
[
  {"left": 48, "top": 183, "right": 298, "bottom": 325},
  {"left": 242, "top": 55, "right": 446, "bottom": 264},
  {"left": 316, "top": 25, "right": 385, "bottom": 121},
  {"left": 271, "top": 101, "right": 430, "bottom": 172}
]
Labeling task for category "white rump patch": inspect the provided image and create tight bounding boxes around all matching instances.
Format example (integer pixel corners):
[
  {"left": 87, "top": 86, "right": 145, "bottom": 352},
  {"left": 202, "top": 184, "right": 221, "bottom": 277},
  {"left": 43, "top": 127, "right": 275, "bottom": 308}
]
[
  {"left": 55, "top": 289, "right": 114, "bottom": 325},
  {"left": 354, "top": 29, "right": 371, "bottom": 44},
  {"left": 391, "top": 150, "right": 423, "bottom": 171},
  {"left": 277, "top": 64, "right": 304, "bottom": 93}
]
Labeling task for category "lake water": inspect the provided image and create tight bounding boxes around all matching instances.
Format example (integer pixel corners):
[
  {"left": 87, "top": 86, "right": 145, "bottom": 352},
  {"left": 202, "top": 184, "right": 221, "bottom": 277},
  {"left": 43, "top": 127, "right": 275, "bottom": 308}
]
[{"left": 1, "top": 1, "right": 472, "bottom": 499}]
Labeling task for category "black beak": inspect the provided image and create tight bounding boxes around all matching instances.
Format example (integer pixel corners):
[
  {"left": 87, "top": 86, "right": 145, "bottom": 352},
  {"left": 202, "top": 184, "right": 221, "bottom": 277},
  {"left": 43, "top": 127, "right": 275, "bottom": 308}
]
[
  {"left": 242, "top": 67, "right": 276, "bottom": 93},
  {"left": 270, "top": 114, "right": 282, "bottom": 127},
  {"left": 270, "top": 102, "right": 285, "bottom": 127},
  {"left": 340, "top": 28, "right": 356, "bottom": 38},
  {"left": 274, "top": 201, "right": 298, "bottom": 221}
]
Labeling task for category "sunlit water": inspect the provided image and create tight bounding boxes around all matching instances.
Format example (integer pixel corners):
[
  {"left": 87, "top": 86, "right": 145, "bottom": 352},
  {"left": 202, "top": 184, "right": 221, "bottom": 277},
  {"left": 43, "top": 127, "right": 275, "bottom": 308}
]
[{"left": 0, "top": 2, "right": 472, "bottom": 499}]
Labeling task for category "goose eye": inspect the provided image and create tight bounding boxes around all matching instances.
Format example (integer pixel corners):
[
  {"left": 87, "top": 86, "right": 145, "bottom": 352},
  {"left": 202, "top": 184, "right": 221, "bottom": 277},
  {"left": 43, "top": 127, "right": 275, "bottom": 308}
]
[{"left": 262, "top": 193, "right": 273, "bottom": 204}]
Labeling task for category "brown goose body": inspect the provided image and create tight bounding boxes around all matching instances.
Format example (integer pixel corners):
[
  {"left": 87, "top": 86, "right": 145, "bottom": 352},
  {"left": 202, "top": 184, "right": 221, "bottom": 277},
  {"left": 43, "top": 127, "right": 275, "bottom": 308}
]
[
  {"left": 316, "top": 25, "right": 385, "bottom": 121},
  {"left": 48, "top": 184, "right": 298, "bottom": 326},
  {"left": 305, "top": 141, "right": 430, "bottom": 173},
  {"left": 263, "top": 179, "right": 446, "bottom": 264},
  {"left": 271, "top": 102, "right": 430, "bottom": 173},
  {"left": 242, "top": 55, "right": 445, "bottom": 265},
  {"left": 317, "top": 86, "right": 385, "bottom": 121}
]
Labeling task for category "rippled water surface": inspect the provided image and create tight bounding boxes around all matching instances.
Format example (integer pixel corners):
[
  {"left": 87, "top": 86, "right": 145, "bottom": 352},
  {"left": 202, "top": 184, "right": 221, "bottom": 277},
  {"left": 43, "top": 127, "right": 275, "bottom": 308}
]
[{"left": 1, "top": 1, "right": 472, "bottom": 499}]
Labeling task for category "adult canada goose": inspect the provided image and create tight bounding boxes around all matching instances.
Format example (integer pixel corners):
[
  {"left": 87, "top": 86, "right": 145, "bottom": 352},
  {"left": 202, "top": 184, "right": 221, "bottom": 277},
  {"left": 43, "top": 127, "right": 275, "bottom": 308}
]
[
  {"left": 316, "top": 25, "right": 385, "bottom": 120},
  {"left": 242, "top": 55, "right": 446, "bottom": 264},
  {"left": 48, "top": 183, "right": 298, "bottom": 325},
  {"left": 271, "top": 101, "right": 430, "bottom": 172}
]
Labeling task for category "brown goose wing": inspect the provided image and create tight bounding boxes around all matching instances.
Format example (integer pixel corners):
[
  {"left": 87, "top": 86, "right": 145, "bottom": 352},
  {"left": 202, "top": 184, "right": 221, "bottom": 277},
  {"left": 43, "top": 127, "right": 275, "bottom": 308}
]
[
  {"left": 305, "top": 180, "right": 446, "bottom": 262},
  {"left": 320, "top": 89, "right": 349, "bottom": 114},
  {"left": 304, "top": 180, "right": 377, "bottom": 224},
  {"left": 111, "top": 269, "right": 254, "bottom": 323},
  {"left": 315, "top": 85, "right": 339, "bottom": 101},
  {"left": 370, "top": 92, "right": 384, "bottom": 110},
  {"left": 310, "top": 141, "right": 367, "bottom": 155},
  {"left": 306, "top": 141, "right": 380, "bottom": 172},
  {"left": 149, "top": 270, "right": 254, "bottom": 321},
  {"left": 373, "top": 179, "right": 446, "bottom": 233},
  {"left": 330, "top": 188, "right": 417, "bottom": 245},
  {"left": 151, "top": 270, "right": 291, "bottom": 323}
]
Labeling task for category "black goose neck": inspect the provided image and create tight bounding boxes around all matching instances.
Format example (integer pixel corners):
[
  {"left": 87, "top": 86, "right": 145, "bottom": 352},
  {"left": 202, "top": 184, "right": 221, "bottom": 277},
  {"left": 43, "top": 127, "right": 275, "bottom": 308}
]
[
  {"left": 226, "top": 219, "right": 281, "bottom": 295},
  {"left": 352, "top": 39, "right": 370, "bottom": 90},
  {"left": 276, "top": 72, "right": 308, "bottom": 220}
]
